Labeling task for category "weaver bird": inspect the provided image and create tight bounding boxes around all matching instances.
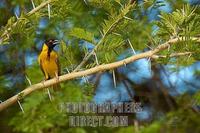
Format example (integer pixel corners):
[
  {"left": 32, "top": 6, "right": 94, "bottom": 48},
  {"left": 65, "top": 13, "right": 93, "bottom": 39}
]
[{"left": 38, "top": 39, "right": 60, "bottom": 90}]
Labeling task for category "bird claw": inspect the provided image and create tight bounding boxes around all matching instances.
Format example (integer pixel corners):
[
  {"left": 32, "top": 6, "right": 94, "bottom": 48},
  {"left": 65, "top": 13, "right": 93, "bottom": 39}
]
[
  {"left": 41, "top": 79, "right": 46, "bottom": 87},
  {"left": 55, "top": 72, "right": 59, "bottom": 84}
]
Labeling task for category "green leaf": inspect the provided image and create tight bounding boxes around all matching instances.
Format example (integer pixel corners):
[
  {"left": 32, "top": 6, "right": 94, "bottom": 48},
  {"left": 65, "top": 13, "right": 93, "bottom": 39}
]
[
  {"left": 102, "top": 3, "right": 134, "bottom": 35},
  {"left": 70, "top": 27, "right": 95, "bottom": 44}
]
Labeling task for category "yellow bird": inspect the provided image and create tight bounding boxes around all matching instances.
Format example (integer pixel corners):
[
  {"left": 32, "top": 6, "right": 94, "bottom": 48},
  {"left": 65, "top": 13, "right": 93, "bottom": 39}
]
[{"left": 38, "top": 39, "right": 60, "bottom": 90}]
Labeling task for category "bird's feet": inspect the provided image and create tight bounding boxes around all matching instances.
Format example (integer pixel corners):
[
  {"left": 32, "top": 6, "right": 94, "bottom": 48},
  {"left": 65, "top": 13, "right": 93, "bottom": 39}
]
[
  {"left": 55, "top": 72, "right": 59, "bottom": 84},
  {"left": 41, "top": 79, "right": 46, "bottom": 87}
]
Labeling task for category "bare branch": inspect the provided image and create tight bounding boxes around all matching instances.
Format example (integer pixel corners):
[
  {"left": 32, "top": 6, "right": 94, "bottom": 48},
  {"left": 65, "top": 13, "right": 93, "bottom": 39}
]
[
  {"left": 73, "top": 3, "right": 135, "bottom": 72},
  {"left": 152, "top": 52, "right": 193, "bottom": 59},
  {"left": 0, "top": 37, "right": 199, "bottom": 112},
  {"left": 27, "top": 0, "right": 53, "bottom": 16},
  {"left": 0, "top": 0, "right": 54, "bottom": 41}
]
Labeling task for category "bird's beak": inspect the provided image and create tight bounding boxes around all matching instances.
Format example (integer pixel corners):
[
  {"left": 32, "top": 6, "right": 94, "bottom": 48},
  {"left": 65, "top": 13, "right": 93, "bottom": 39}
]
[{"left": 53, "top": 40, "right": 59, "bottom": 45}]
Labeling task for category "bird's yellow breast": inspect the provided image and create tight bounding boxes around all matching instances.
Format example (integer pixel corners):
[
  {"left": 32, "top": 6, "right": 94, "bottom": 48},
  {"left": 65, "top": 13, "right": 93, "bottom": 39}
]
[{"left": 38, "top": 44, "right": 59, "bottom": 79}]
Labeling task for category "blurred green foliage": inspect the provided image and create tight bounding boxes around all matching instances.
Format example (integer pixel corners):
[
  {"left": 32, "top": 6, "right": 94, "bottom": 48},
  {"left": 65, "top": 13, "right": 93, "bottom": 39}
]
[{"left": 0, "top": 0, "right": 200, "bottom": 133}]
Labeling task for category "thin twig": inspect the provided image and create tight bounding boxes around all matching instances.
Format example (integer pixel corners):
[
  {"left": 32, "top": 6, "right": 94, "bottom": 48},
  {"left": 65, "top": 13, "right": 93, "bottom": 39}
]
[
  {"left": 94, "top": 52, "right": 99, "bottom": 65},
  {"left": 25, "top": 75, "right": 32, "bottom": 85},
  {"left": 124, "top": 16, "right": 134, "bottom": 21},
  {"left": 48, "top": 4, "right": 51, "bottom": 19},
  {"left": 17, "top": 101, "right": 24, "bottom": 113},
  {"left": 152, "top": 52, "right": 193, "bottom": 59},
  {"left": 83, "top": 0, "right": 88, "bottom": 5},
  {"left": 128, "top": 39, "right": 136, "bottom": 54},
  {"left": 66, "top": 67, "right": 70, "bottom": 73},
  {"left": 15, "top": 12, "right": 19, "bottom": 19},
  {"left": 112, "top": 70, "right": 117, "bottom": 88},
  {"left": 46, "top": 88, "right": 52, "bottom": 101},
  {"left": 31, "top": 0, "right": 36, "bottom": 9}
]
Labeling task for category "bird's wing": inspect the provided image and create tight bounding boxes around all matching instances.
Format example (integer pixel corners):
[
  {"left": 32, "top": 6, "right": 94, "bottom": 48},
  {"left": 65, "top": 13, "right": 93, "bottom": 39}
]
[{"left": 39, "top": 59, "right": 45, "bottom": 76}]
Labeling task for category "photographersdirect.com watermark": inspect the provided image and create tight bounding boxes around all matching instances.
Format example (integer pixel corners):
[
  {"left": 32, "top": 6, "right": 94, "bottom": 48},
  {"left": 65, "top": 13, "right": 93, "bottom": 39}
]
[
  {"left": 59, "top": 102, "right": 142, "bottom": 127},
  {"left": 69, "top": 115, "right": 128, "bottom": 127}
]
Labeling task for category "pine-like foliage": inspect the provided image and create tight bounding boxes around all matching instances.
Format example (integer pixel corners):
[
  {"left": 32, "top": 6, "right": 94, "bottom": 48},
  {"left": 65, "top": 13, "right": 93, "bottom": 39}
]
[
  {"left": 0, "top": 0, "right": 200, "bottom": 133},
  {"left": 155, "top": 5, "right": 200, "bottom": 66}
]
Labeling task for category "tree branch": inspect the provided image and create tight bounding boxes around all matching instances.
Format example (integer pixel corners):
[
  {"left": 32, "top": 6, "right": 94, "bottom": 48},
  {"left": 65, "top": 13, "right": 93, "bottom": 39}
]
[
  {"left": 73, "top": 3, "right": 135, "bottom": 71},
  {"left": 0, "top": 0, "right": 54, "bottom": 42},
  {"left": 0, "top": 37, "right": 199, "bottom": 112},
  {"left": 27, "top": 0, "right": 54, "bottom": 16},
  {"left": 152, "top": 52, "right": 193, "bottom": 59}
]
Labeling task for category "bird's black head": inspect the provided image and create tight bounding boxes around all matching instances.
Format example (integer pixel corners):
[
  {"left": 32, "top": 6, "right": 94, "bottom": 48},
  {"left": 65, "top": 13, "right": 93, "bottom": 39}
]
[{"left": 45, "top": 39, "right": 59, "bottom": 49}]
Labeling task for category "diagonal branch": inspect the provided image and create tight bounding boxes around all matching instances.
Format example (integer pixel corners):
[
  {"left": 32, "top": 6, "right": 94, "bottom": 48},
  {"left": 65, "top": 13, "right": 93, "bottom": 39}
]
[
  {"left": 0, "top": 37, "right": 199, "bottom": 112},
  {"left": 152, "top": 52, "right": 193, "bottom": 59},
  {"left": 27, "top": 0, "right": 54, "bottom": 16},
  {"left": 73, "top": 3, "right": 135, "bottom": 71},
  {"left": 0, "top": 0, "right": 54, "bottom": 42}
]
